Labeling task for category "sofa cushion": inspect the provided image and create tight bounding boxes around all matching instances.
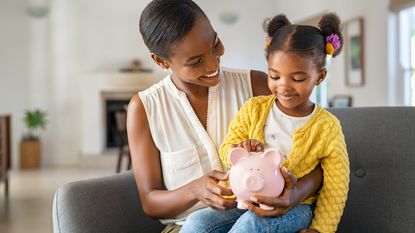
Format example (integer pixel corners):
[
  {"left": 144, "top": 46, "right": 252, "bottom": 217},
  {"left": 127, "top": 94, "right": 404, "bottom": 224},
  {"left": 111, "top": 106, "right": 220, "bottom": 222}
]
[{"left": 329, "top": 107, "right": 415, "bottom": 233}]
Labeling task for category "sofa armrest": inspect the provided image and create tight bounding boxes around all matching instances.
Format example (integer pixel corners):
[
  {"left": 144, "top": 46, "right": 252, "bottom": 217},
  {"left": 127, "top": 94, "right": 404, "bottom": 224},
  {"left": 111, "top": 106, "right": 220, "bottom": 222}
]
[{"left": 52, "top": 171, "right": 164, "bottom": 233}]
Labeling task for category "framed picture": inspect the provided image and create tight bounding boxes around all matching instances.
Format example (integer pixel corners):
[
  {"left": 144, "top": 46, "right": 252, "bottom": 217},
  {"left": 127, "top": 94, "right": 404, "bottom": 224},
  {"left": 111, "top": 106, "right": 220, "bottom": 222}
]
[
  {"left": 329, "top": 95, "right": 353, "bottom": 108},
  {"left": 344, "top": 18, "right": 364, "bottom": 86}
]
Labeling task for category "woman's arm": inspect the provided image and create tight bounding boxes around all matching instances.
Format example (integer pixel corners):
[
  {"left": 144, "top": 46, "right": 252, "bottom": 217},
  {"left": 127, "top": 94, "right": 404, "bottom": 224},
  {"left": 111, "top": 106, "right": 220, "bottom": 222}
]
[
  {"left": 127, "top": 95, "right": 236, "bottom": 219},
  {"left": 251, "top": 70, "right": 271, "bottom": 96}
]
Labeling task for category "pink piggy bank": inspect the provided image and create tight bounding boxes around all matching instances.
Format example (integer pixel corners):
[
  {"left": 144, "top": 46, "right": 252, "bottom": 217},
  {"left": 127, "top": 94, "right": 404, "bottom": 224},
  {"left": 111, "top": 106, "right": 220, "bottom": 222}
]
[{"left": 228, "top": 148, "right": 285, "bottom": 210}]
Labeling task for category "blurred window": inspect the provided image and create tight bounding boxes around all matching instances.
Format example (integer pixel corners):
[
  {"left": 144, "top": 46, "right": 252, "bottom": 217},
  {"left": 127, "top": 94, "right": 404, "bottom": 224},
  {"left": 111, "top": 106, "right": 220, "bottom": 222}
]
[{"left": 398, "top": 6, "right": 415, "bottom": 106}]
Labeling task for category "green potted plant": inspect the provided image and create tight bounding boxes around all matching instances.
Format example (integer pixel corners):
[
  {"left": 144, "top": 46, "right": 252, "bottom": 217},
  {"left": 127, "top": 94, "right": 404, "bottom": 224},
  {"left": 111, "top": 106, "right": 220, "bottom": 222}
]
[{"left": 20, "top": 109, "right": 47, "bottom": 168}]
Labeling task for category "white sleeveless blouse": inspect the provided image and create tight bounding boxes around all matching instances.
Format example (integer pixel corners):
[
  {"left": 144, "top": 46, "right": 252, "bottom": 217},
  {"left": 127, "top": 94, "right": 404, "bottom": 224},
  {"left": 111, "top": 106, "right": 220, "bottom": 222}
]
[{"left": 138, "top": 67, "right": 253, "bottom": 224}]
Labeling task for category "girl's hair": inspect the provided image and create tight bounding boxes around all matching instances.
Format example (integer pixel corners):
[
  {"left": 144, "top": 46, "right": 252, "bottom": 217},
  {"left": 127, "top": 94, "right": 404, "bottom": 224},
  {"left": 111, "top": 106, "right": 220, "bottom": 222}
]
[
  {"left": 139, "top": 0, "right": 207, "bottom": 58},
  {"left": 263, "top": 13, "right": 343, "bottom": 69}
]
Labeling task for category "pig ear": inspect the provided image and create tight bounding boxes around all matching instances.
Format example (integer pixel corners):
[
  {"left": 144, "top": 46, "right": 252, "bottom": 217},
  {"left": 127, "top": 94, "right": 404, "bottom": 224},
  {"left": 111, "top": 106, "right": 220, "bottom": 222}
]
[
  {"left": 262, "top": 148, "right": 282, "bottom": 166},
  {"left": 228, "top": 147, "right": 249, "bottom": 165}
]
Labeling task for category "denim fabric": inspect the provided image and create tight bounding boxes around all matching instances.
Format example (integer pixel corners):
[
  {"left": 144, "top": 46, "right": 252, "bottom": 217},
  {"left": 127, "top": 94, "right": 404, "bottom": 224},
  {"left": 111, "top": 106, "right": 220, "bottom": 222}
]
[
  {"left": 180, "top": 208, "right": 246, "bottom": 233},
  {"left": 229, "top": 204, "right": 313, "bottom": 233},
  {"left": 180, "top": 204, "right": 313, "bottom": 233}
]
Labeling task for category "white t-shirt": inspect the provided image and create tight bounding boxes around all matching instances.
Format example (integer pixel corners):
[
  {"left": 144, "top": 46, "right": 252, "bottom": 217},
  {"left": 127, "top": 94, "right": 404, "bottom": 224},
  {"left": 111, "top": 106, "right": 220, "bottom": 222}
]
[{"left": 264, "top": 102, "right": 317, "bottom": 160}]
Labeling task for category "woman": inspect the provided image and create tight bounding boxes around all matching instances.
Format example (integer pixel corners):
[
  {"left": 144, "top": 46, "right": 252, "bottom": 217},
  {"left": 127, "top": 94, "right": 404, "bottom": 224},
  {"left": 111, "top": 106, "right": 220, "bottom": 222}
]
[{"left": 127, "top": 0, "right": 322, "bottom": 232}]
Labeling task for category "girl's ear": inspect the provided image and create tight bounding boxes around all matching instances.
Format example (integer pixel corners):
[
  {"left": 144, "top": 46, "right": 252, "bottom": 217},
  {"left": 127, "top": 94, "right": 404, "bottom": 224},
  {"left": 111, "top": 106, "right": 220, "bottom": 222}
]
[
  {"left": 151, "top": 53, "right": 170, "bottom": 70},
  {"left": 316, "top": 68, "right": 327, "bottom": 85}
]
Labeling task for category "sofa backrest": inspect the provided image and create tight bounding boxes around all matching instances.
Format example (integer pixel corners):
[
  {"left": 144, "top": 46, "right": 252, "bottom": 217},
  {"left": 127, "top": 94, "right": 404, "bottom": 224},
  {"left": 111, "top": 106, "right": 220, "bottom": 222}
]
[{"left": 329, "top": 107, "right": 415, "bottom": 233}]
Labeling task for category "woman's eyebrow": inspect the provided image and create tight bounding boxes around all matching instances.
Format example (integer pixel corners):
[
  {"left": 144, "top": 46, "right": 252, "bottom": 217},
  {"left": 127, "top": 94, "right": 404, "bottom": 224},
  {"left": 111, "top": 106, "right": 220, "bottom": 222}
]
[
  {"left": 186, "top": 54, "right": 203, "bottom": 62},
  {"left": 185, "top": 32, "right": 218, "bottom": 63}
]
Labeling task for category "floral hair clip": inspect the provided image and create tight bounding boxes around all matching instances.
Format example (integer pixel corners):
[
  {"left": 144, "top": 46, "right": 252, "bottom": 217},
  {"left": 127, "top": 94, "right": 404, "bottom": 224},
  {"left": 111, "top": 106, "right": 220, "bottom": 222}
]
[
  {"left": 265, "top": 35, "right": 272, "bottom": 49},
  {"left": 325, "top": 33, "right": 341, "bottom": 56}
]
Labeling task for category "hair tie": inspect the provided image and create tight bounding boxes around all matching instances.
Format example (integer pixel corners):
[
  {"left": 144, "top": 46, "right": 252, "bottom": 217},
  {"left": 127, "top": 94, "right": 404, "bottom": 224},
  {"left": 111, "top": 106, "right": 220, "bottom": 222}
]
[
  {"left": 326, "top": 33, "right": 341, "bottom": 55},
  {"left": 265, "top": 35, "right": 272, "bottom": 49}
]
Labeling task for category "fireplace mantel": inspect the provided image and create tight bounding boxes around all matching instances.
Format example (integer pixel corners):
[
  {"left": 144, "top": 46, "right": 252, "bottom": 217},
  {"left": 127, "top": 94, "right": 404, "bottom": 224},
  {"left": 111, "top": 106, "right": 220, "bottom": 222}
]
[{"left": 81, "top": 72, "right": 164, "bottom": 156}]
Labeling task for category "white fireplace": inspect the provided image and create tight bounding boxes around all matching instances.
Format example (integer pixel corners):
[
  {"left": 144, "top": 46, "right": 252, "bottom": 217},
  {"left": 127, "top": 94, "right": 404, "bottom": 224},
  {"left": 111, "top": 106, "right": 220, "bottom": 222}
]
[{"left": 81, "top": 72, "right": 164, "bottom": 156}]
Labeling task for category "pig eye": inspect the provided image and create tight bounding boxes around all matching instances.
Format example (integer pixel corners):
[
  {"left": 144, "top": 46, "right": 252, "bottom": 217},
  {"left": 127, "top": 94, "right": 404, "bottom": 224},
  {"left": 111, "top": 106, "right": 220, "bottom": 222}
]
[
  {"left": 257, "top": 169, "right": 260, "bottom": 171},
  {"left": 249, "top": 168, "right": 253, "bottom": 171}
]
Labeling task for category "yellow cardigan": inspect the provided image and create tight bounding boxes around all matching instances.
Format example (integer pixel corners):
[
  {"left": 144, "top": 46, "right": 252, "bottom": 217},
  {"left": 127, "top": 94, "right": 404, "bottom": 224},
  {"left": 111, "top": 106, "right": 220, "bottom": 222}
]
[{"left": 219, "top": 95, "right": 349, "bottom": 233}]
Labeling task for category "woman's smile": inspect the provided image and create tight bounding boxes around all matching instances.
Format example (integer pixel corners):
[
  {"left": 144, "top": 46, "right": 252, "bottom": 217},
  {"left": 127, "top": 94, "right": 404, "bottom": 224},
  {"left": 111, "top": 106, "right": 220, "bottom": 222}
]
[{"left": 199, "top": 68, "right": 220, "bottom": 83}]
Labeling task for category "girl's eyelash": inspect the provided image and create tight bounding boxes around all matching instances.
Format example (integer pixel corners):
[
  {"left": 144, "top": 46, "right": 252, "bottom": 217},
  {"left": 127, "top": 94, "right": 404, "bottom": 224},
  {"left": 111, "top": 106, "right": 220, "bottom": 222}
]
[
  {"left": 269, "top": 76, "right": 305, "bottom": 82},
  {"left": 293, "top": 78, "right": 305, "bottom": 82},
  {"left": 293, "top": 76, "right": 307, "bottom": 82}
]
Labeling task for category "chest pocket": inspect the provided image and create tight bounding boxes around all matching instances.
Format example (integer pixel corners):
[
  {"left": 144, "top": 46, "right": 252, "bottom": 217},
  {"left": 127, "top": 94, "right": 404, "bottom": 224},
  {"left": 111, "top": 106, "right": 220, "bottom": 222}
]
[{"left": 160, "top": 147, "right": 203, "bottom": 190}]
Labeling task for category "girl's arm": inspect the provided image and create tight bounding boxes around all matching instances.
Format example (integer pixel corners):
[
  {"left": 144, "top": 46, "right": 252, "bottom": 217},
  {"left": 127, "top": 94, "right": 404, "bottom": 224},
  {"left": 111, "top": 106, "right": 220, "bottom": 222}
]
[
  {"left": 127, "top": 95, "right": 236, "bottom": 219},
  {"left": 219, "top": 100, "right": 253, "bottom": 168}
]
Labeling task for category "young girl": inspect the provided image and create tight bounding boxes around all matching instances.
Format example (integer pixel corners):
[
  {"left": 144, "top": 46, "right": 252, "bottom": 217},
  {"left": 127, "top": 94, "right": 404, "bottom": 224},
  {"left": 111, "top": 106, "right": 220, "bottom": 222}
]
[{"left": 217, "top": 13, "right": 350, "bottom": 233}]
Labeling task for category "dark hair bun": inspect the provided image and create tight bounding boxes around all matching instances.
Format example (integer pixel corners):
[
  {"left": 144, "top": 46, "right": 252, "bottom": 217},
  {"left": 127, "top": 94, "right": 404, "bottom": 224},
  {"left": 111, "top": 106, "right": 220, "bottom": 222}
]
[
  {"left": 263, "top": 14, "right": 291, "bottom": 37},
  {"left": 318, "top": 12, "right": 343, "bottom": 56}
]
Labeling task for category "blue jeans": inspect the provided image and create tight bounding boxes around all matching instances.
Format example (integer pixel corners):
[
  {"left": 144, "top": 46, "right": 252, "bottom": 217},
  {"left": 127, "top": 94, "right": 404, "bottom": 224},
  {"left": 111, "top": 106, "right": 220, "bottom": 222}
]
[{"left": 180, "top": 204, "right": 313, "bottom": 233}]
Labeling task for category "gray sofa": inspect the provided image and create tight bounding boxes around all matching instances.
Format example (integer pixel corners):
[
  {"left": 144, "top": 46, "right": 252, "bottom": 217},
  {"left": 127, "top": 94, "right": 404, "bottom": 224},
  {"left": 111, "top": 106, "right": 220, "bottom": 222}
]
[{"left": 53, "top": 107, "right": 415, "bottom": 233}]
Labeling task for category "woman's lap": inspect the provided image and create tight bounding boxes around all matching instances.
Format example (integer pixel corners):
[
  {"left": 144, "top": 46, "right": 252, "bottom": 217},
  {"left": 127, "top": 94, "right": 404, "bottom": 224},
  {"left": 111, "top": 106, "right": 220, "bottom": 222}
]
[
  {"left": 180, "top": 207, "right": 246, "bottom": 233},
  {"left": 229, "top": 204, "right": 313, "bottom": 233},
  {"left": 180, "top": 204, "right": 313, "bottom": 233}
]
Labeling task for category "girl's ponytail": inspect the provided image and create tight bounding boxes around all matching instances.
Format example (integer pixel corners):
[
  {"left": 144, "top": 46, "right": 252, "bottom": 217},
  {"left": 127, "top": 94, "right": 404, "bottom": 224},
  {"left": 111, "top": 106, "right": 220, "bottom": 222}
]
[
  {"left": 263, "top": 14, "right": 291, "bottom": 38},
  {"left": 318, "top": 13, "right": 343, "bottom": 57}
]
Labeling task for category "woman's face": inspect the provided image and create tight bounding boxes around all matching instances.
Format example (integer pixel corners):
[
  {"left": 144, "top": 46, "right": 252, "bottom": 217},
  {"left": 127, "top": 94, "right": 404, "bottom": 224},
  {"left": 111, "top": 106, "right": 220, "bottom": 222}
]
[
  {"left": 267, "top": 51, "right": 326, "bottom": 116},
  {"left": 165, "top": 16, "right": 225, "bottom": 88}
]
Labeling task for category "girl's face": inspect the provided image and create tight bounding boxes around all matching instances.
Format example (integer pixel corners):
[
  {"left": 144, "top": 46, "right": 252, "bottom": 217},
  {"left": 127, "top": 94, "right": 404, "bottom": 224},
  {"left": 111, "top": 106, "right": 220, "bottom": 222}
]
[
  {"left": 267, "top": 51, "right": 326, "bottom": 117},
  {"left": 161, "top": 16, "right": 225, "bottom": 88}
]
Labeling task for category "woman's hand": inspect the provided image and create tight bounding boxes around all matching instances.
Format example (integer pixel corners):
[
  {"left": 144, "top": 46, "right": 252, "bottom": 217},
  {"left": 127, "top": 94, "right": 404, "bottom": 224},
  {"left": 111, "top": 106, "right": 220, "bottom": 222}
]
[
  {"left": 189, "top": 170, "right": 237, "bottom": 210},
  {"left": 298, "top": 228, "right": 320, "bottom": 233},
  {"left": 232, "top": 139, "right": 265, "bottom": 152},
  {"left": 244, "top": 167, "right": 302, "bottom": 217}
]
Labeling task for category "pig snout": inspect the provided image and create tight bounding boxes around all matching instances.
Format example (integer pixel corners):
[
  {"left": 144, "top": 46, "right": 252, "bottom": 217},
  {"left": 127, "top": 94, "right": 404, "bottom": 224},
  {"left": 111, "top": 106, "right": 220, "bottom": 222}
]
[{"left": 242, "top": 173, "right": 265, "bottom": 192}]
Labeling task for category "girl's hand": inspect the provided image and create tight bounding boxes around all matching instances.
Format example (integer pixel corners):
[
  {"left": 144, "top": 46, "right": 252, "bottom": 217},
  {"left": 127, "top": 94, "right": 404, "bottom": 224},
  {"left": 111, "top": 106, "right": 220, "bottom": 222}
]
[
  {"left": 232, "top": 139, "right": 265, "bottom": 152},
  {"left": 298, "top": 228, "right": 320, "bottom": 233},
  {"left": 189, "top": 170, "right": 237, "bottom": 210},
  {"left": 244, "top": 167, "right": 301, "bottom": 217}
]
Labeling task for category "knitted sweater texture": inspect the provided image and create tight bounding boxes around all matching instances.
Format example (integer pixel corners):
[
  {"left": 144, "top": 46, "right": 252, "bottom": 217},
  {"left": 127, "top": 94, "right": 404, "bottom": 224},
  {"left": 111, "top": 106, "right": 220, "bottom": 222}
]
[{"left": 219, "top": 95, "right": 349, "bottom": 233}]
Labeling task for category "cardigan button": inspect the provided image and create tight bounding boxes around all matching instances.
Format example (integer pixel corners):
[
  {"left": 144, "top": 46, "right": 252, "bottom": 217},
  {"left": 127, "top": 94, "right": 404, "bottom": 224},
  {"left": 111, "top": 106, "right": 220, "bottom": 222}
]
[{"left": 355, "top": 168, "right": 366, "bottom": 178}]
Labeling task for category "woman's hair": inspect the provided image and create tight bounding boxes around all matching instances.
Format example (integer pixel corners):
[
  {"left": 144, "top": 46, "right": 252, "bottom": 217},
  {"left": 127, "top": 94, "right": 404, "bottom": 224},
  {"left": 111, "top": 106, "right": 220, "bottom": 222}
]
[
  {"left": 139, "top": 0, "right": 207, "bottom": 58},
  {"left": 263, "top": 12, "right": 343, "bottom": 69}
]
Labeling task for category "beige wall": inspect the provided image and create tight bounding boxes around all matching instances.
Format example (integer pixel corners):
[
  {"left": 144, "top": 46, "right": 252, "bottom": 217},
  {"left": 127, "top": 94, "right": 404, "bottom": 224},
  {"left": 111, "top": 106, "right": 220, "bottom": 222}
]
[{"left": 0, "top": 0, "right": 31, "bottom": 168}]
